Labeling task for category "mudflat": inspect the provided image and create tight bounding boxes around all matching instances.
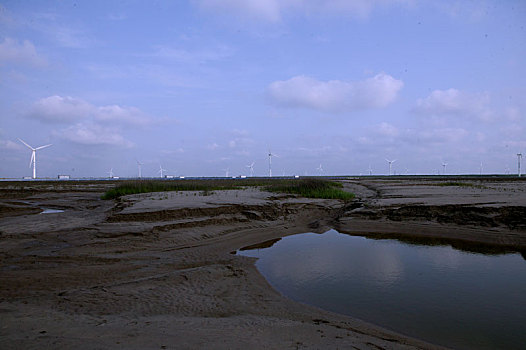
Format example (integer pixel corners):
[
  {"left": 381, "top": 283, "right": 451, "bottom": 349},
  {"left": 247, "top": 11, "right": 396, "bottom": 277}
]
[{"left": 1, "top": 178, "right": 524, "bottom": 349}]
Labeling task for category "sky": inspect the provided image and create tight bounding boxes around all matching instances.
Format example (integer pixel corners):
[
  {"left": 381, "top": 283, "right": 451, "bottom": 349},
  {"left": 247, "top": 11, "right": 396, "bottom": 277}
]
[{"left": 1, "top": 0, "right": 525, "bottom": 178}]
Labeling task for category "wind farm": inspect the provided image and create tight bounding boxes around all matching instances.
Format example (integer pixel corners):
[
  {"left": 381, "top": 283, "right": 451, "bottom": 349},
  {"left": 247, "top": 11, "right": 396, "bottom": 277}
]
[{"left": 6, "top": 144, "right": 526, "bottom": 180}]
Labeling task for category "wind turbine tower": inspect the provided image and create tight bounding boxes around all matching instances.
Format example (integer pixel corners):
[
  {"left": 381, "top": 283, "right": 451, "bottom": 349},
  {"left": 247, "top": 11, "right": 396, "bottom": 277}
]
[
  {"left": 442, "top": 162, "right": 448, "bottom": 175},
  {"left": 385, "top": 159, "right": 396, "bottom": 176},
  {"left": 136, "top": 160, "right": 143, "bottom": 178},
  {"left": 246, "top": 162, "right": 255, "bottom": 177},
  {"left": 268, "top": 150, "right": 278, "bottom": 177},
  {"left": 518, "top": 153, "right": 522, "bottom": 177},
  {"left": 158, "top": 165, "right": 166, "bottom": 178},
  {"left": 316, "top": 164, "right": 324, "bottom": 175},
  {"left": 18, "top": 138, "right": 52, "bottom": 179}
]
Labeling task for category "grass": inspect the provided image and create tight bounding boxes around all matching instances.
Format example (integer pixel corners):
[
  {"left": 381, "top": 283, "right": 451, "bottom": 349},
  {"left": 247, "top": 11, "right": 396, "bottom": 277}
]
[
  {"left": 436, "top": 181, "right": 486, "bottom": 189},
  {"left": 265, "top": 178, "right": 354, "bottom": 200},
  {"left": 101, "top": 178, "right": 354, "bottom": 201}
]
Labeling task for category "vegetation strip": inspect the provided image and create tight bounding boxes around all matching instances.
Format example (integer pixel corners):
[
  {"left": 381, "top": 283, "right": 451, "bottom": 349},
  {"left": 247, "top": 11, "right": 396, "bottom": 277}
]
[{"left": 101, "top": 178, "right": 354, "bottom": 201}]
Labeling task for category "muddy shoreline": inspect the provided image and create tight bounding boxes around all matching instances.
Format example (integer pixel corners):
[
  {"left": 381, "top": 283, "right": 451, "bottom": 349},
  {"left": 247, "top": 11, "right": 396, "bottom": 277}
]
[{"left": 1, "top": 178, "right": 525, "bottom": 349}]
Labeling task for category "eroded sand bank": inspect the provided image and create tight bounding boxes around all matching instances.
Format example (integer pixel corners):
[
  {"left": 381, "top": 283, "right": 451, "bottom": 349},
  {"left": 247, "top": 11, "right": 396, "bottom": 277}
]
[{"left": 1, "top": 178, "right": 524, "bottom": 349}]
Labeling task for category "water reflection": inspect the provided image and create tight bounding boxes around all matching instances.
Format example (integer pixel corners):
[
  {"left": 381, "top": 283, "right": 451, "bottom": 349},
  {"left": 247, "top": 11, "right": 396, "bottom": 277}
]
[
  {"left": 40, "top": 208, "right": 64, "bottom": 214},
  {"left": 338, "top": 230, "right": 525, "bottom": 258},
  {"left": 238, "top": 229, "right": 526, "bottom": 350}
]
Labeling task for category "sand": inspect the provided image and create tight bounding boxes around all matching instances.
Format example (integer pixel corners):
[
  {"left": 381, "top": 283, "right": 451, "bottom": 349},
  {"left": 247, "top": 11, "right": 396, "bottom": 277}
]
[{"left": 1, "top": 178, "right": 524, "bottom": 349}]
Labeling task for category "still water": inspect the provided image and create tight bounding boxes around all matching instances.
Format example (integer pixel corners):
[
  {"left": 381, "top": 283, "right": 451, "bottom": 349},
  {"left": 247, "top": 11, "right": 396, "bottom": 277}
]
[{"left": 238, "top": 230, "right": 526, "bottom": 350}]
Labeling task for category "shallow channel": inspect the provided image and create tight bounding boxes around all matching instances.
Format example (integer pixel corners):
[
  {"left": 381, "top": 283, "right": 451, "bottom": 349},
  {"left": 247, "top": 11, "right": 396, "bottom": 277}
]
[{"left": 238, "top": 229, "right": 526, "bottom": 350}]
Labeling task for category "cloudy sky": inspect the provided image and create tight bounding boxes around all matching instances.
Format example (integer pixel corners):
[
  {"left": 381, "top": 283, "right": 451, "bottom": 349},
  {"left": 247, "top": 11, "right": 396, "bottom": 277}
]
[{"left": 1, "top": 0, "right": 525, "bottom": 178}]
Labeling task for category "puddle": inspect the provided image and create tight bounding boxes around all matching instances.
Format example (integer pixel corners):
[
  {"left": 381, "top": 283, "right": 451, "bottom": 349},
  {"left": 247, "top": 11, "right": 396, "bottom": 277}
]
[
  {"left": 40, "top": 209, "right": 64, "bottom": 214},
  {"left": 238, "top": 229, "right": 526, "bottom": 350}
]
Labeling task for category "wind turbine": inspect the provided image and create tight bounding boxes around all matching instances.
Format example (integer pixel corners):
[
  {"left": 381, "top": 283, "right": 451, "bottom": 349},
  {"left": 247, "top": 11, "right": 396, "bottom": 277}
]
[
  {"left": 158, "top": 164, "right": 166, "bottom": 178},
  {"left": 518, "top": 153, "right": 522, "bottom": 177},
  {"left": 268, "top": 149, "right": 279, "bottom": 177},
  {"left": 385, "top": 158, "right": 396, "bottom": 176},
  {"left": 223, "top": 167, "right": 230, "bottom": 177},
  {"left": 479, "top": 162, "right": 483, "bottom": 175},
  {"left": 442, "top": 162, "right": 448, "bottom": 175},
  {"left": 316, "top": 163, "right": 324, "bottom": 175},
  {"left": 18, "top": 138, "right": 52, "bottom": 179},
  {"left": 246, "top": 162, "right": 255, "bottom": 177},
  {"left": 108, "top": 168, "right": 114, "bottom": 178},
  {"left": 368, "top": 164, "right": 373, "bottom": 176},
  {"left": 136, "top": 160, "right": 143, "bottom": 178}
]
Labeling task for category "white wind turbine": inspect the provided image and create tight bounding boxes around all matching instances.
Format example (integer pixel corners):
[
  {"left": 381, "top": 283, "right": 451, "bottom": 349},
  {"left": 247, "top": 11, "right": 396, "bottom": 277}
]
[
  {"left": 223, "top": 167, "right": 230, "bottom": 177},
  {"left": 136, "top": 160, "right": 143, "bottom": 178},
  {"left": 246, "top": 162, "right": 255, "bottom": 177},
  {"left": 442, "top": 162, "right": 448, "bottom": 175},
  {"left": 385, "top": 158, "right": 396, "bottom": 176},
  {"left": 158, "top": 164, "right": 166, "bottom": 178},
  {"left": 268, "top": 149, "right": 279, "bottom": 177},
  {"left": 108, "top": 168, "right": 114, "bottom": 178},
  {"left": 316, "top": 163, "right": 324, "bottom": 175},
  {"left": 18, "top": 138, "right": 52, "bottom": 179},
  {"left": 518, "top": 153, "right": 522, "bottom": 177},
  {"left": 368, "top": 164, "right": 373, "bottom": 176}
]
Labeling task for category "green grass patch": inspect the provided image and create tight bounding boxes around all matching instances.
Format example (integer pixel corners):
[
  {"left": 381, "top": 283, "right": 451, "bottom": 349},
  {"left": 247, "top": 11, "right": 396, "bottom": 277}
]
[
  {"left": 265, "top": 178, "right": 354, "bottom": 200},
  {"left": 101, "top": 178, "right": 354, "bottom": 201}
]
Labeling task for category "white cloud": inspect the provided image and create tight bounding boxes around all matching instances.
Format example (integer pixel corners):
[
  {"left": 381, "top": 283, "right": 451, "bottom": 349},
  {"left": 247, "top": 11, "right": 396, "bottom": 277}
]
[
  {"left": 0, "top": 37, "right": 46, "bottom": 66},
  {"left": 28, "top": 96, "right": 93, "bottom": 123},
  {"left": 96, "top": 105, "right": 150, "bottom": 125},
  {"left": 57, "top": 123, "right": 133, "bottom": 148},
  {"left": 0, "top": 139, "right": 23, "bottom": 151},
  {"left": 27, "top": 95, "right": 152, "bottom": 126},
  {"left": 268, "top": 73, "right": 403, "bottom": 113},
  {"left": 195, "top": 0, "right": 412, "bottom": 21},
  {"left": 414, "top": 88, "right": 493, "bottom": 120},
  {"left": 207, "top": 142, "right": 220, "bottom": 150}
]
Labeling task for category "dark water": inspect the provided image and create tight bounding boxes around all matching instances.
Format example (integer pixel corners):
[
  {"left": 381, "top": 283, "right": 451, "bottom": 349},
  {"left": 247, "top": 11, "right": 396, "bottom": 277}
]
[{"left": 238, "top": 230, "right": 526, "bottom": 350}]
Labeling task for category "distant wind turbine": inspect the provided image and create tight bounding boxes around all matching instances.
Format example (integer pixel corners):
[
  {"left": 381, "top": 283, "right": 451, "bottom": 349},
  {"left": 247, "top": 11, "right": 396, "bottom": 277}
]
[
  {"left": 246, "top": 162, "right": 255, "bottom": 177},
  {"left": 385, "top": 158, "right": 396, "bottom": 176},
  {"left": 136, "top": 160, "right": 143, "bottom": 178},
  {"left": 108, "top": 168, "right": 114, "bottom": 178},
  {"left": 442, "top": 162, "right": 448, "bottom": 175},
  {"left": 268, "top": 149, "right": 279, "bottom": 177},
  {"left": 18, "top": 138, "right": 52, "bottom": 179},
  {"left": 480, "top": 161, "right": 483, "bottom": 175},
  {"left": 518, "top": 153, "right": 522, "bottom": 177},
  {"left": 368, "top": 164, "right": 373, "bottom": 176},
  {"left": 316, "top": 163, "right": 324, "bottom": 175},
  {"left": 158, "top": 165, "right": 166, "bottom": 178},
  {"left": 223, "top": 167, "right": 230, "bottom": 177}
]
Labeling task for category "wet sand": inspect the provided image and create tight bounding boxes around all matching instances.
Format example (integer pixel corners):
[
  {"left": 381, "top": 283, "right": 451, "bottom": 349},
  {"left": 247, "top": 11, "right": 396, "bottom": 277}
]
[{"left": 1, "top": 178, "right": 524, "bottom": 349}]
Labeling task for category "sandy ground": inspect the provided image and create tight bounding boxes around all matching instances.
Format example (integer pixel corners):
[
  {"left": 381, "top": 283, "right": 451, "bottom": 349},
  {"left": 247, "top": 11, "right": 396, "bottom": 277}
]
[{"left": 1, "top": 178, "right": 525, "bottom": 349}]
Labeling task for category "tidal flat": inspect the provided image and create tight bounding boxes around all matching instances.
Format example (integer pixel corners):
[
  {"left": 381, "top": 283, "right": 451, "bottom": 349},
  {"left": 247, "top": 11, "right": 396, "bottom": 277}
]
[{"left": 1, "top": 177, "right": 525, "bottom": 349}]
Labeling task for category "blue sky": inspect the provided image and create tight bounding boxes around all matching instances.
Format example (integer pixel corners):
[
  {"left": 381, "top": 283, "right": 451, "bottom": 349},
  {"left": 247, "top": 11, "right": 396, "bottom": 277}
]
[{"left": 1, "top": 0, "right": 525, "bottom": 178}]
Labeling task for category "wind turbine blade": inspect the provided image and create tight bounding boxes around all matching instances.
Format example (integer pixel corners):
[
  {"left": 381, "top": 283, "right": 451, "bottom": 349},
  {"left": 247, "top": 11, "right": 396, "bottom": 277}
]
[
  {"left": 385, "top": 158, "right": 390, "bottom": 162},
  {"left": 392, "top": 159, "right": 397, "bottom": 163},
  {"left": 18, "top": 138, "right": 34, "bottom": 150},
  {"left": 29, "top": 152, "right": 34, "bottom": 167},
  {"left": 35, "top": 144, "right": 52, "bottom": 150}
]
